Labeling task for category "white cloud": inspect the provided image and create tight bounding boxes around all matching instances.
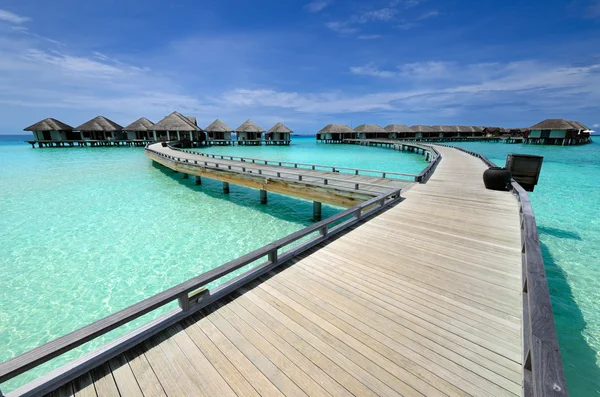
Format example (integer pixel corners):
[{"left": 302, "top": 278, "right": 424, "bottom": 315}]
[
  {"left": 593, "top": 123, "right": 599, "bottom": 128},
  {"left": 305, "top": 1, "right": 331, "bottom": 13},
  {"left": 417, "top": 10, "right": 440, "bottom": 20},
  {"left": 325, "top": 21, "right": 357, "bottom": 34},
  {"left": 326, "top": 5, "right": 400, "bottom": 35},
  {"left": 222, "top": 60, "right": 600, "bottom": 117},
  {"left": 350, "top": 63, "right": 395, "bottom": 78},
  {"left": 0, "top": 9, "right": 30, "bottom": 24},
  {"left": 356, "top": 8, "right": 397, "bottom": 22}
]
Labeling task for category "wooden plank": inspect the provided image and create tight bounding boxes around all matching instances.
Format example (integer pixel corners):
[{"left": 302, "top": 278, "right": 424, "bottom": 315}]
[
  {"left": 72, "top": 372, "right": 96, "bottom": 397},
  {"left": 51, "top": 382, "right": 75, "bottom": 397},
  {"left": 123, "top": 346, "right": 166, "bottom": 397},
  {"left": 140, "top": 336, "right": 187, "bottom": 396},
  {"left": 108, "top": 355, "right": 143, "bottom": 397},
  {"left": 179, "top": 317, "right": 261, "bottom": 397},
  {"left": 89, "top": 362, "right": 119, "bottom": 397},
  {"left": 193, "top": 310, "right": 284, "bottom": 397}
]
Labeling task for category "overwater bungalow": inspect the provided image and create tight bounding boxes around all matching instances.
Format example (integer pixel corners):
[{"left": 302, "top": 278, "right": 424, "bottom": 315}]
[
  {"left": 24, "top": 118, "right": 77, "bottom": 142},
  {"left": 152, "top": 112, "right": 204, "bottom": 144},
  {"left": 235, "top": 119, "right": 264, "bottom": 145},
  {"left": 430, "top": 125, "right": 458, "bottom": 138},
  {"left": 354, "top": 124, "right": 388, "bottom": 140},
  {"left": 76, "top": 116, "right": 123, "bottom": 141},
  {"left": 482, "top": 126, "right": 504, "bottom": 137},
  {"left": 525, "top": 119, "right": 591, "bottom": 145},
  {"left": 384, "top": 124, "right": 414, "bottom": 139},
  {"left": 205, "top": 119, "right": 234, "bottom": 144},
  {"left": 265, "top": 122, "right": 292, "bottom": 145},
  {"left": 316, "top": 124, "right": 357, "bottom": 143},
  {"left": 410, "top": 125, "right": 435, "bottom": 138},
  {"left": 122, "top": 117, "right": 154, "bottom": 140}
]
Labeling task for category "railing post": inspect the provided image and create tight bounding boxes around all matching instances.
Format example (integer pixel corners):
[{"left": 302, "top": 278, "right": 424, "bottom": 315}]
[
  {"left": 354, "top": 208, "right": 362, "bottom": 220},
  {"left": 178, "top": 292, "right": 190, "bottom": 311},
  {"left": 268, "top": 249, "right": 278, "bottom": 265},
  {"left": 320, "top": 225, "right": 328, "bottom": 236}
]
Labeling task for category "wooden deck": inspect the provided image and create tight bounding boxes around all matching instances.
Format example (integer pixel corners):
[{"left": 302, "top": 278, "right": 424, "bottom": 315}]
[
  {"left": 146, "top": 143, "right": 417, "bottom": 207},
  {"left": 43, "top": 145, "right": 523, "bottom": 397}
]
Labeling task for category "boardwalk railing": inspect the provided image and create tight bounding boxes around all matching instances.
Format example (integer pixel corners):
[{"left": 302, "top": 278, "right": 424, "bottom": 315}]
[
  {"left": 443, "top": 144, "right": 568, "bottom": 397},
  {"left": 174, "top": 148, "right": 418, "bottom": 180},
  {"left": 147, "top": 146, "right": 399, "bottom": 194},
  {"left": 0, "top": 188, "right": 402, "bottom": 397}
]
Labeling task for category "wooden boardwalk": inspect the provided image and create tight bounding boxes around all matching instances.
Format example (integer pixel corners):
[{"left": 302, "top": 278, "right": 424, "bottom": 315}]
[
  {"left": 146, "top": 143, "right": 417, "bottom": 207},
  {"left": 42, "top": 145, "right": 523, "bottom": 397}
]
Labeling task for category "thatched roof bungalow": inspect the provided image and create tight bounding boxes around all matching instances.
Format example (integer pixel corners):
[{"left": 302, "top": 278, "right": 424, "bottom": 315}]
[
  {"left": 411, "top": 125, "right": 436, "bottom": 138},
  {"left": 354, "top": 124, "right": 388, "bottom": 139},
  {"left": 152, "top": 112, "right": 203, "bottom": 142},
  {"left": 205, "top": 119, "right": 234, "bottom": 141},
  {"left": 430, "top": 125, "right": 458, "bottom": 138},
  {"left": 76, "top": 116, "right": 123, "bottom": 140},
  {"left": 527, "top": 119, "right": 590, "bottom": 144},
  {"left": 122, "top": 117, "right": 154, "bottom": 140},
  {"left": 317, "top": 124, "right": 357, "bottom": 141},
  {"left": 235, "top": 119, "right": 264, "bottom": 141},
  {"left": 266, "top": 122, "right": 292, "bottom": 142},
  {"left": 384, "top": 124, "right": 414, "bottom": 139},
  {"left": 24, "top": 118, "right": 76, "bottom": 141}
]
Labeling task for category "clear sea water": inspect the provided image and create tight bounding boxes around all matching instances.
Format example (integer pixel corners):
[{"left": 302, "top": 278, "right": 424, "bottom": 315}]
[
  {"left": 0, "top": 136, "right": 598, "bottom": 395},
  {"left": 0, "top": 135, "right": 426, "bottom": 392}
]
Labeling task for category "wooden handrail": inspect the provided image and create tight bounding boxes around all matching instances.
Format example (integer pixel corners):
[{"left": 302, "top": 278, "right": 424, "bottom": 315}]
[
  {"left": 0, "top": 188, "right": 402, "bottom": 387},
  {"left": 147, "top": 146, "right": 399, "bottom": 193},
  {"left": 174, "top": 148, "right": 418, "bottom": 179},
  {"left": 439, "top": 144, "right": 568, "bottom": 396}
]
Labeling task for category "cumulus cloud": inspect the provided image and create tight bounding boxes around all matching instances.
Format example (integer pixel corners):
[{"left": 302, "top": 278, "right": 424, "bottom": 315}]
[
  {"left": 304, "top": 1, "right": 331, "bottom": 13},
  {"left": 0, "top": 9, "right": 30, "bottom": 24},
  {"left": 350, "top": 63, "right": 395, "bottom": 78}
]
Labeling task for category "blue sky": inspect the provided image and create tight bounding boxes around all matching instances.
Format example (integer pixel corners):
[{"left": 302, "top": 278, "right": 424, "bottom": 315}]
[{"left": 1, "top": 0, "right": 600, "bottom": 134}]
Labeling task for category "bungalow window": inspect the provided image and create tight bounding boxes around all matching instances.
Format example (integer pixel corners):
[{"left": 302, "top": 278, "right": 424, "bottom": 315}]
[{"left": 540, "top": 130, "right": 551, "bottom": 138}]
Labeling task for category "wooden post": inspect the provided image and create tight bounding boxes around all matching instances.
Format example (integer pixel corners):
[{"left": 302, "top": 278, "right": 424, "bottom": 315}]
[
  {"left": 195, "top": 176, "right": 202, "bottom": 185},
  {"left": 183, "top": 173, "right": 188, "bottom": 179},
  {"left": 313, "top": 201, "right": 322, "bottom": 220},
  {"left": 223, "top": 182, "right": 230, "bottom": 194},
  {"left": 260, "top": 189, "right": 267, "bottom": 204}
]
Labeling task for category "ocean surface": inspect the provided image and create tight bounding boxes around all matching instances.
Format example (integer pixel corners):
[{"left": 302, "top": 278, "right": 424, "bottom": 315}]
[
  {"left": 0, "top": 135, "right": 598, "bottom": 395},
  {"left": 0, "top": 135, "right": 426, "bottom": 392}
]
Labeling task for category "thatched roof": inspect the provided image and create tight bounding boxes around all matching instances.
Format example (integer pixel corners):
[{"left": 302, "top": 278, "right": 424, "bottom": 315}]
[
  {"left": 76, "top": 116, "right": 122, "bottom": 132},
  {"left": 430, "top": 125, "right": 457, "bottom": 133},
  {"left": 267, "top": 122, "right": 293, "bottom": 134},
  {"left": 410, "top": 125, "right": 435, "bottom": 133},
  {"left": 318, "top": 124, "right": 355, "bottom": 134},
  {"left": 153, "top": 112, "right": 201, "bottom": 131},
  {"left": 205, "top": 119, "right": 233, "bottom": 133},
  {"left": 384, "top": 124, "right": 413, "bottom": 133},
  {"left": 472, "top": 126, "right": 484, "bottom": 133},
  {"left": 457, "top": 126, "right": 476, "bottom": 133},
  {"left": 24, "top": 118, "right": 73, "bottom": 131},
  {"left": 529, "top": 119, "right": 587, "bottom": 130},
  {"left": 354, "top": 124, "right": 387, "bottom": 133},
  {"left": 235, "top": 119, "right": 265, "bottom": 133},
  {"left": 186, "top": 116, "right": 198, "bottom": 126},
  {"left": 123, "top": 117, "right": 154, "bottom": 132}
]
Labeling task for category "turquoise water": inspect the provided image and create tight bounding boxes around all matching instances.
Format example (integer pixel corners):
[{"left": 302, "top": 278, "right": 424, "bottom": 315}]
[
  {"left": 454, "top": 141, "right": 600, "bottom": 396},
  {"left": 0, "top": 135, "right": 426, "bottom": 392}
]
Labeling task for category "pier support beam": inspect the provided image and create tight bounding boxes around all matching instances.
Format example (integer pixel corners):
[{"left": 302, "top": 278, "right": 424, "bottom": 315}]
[
  {"left": 313, "top": 201, "right": 322, "bottom": 220},
  {"left": 195, "top": 176, "right": 202, "bottom": 185},
  {"left": 260, "top": 189, "right": 267, "bottom": 204},
  {"left": 183, "top": 173, "right": 189, "bottom": 179},
  {"left": 223, "top": 182, "right": 230, "bottom": 194}
]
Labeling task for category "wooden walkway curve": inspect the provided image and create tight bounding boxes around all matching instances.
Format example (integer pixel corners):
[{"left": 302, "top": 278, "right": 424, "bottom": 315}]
[{"left": 32, "top": 145, "right": 524, "bottom": 397}]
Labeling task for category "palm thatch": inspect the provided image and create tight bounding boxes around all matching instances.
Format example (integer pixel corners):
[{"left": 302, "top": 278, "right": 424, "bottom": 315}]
[
  {"left": 235, "top": 119, "right": 265, "bottom": 133},
  {"left": 318, "top": 124, "right": 355, "bottom": 134},
  {"left": 353, "top": 124, "right": 387, "bottom": 133},
  {"left": 186, "top": 116, "right": 198, "bottom": 127},
  {"left": 267, "top": 122, "right": 293, "bottom": 134},
  {"left": 384, "top": 124, "right": 413, "bottom": 133},
  {"left": 457, "top": 126, "right": 476, "bottom": 133},
  {"left": 472, "top": 126, "right": 484, "bottom": 133},
  {"left": 123, "top": 117, "right": 154, "bottom": 132},
  {"left": 410, "top": 125, "right": 435, "bottom": 133},
  {"left": 153, "top": 112, "right": 201, "bottom": 131},
  {"left": 205, "top": 119, "right": 233, "bottom": 133},
  {"left": 76, "top": 116, "right": 122, "bottom": 132},
  {"left": 429, "top": 125, "right": 456, "bottom": 133},
  {"left": 529, "top": 119, "right": 587, "bottom": 130},
  {"left": 24, "top": 118, "right": 73, "bottom": 131}
]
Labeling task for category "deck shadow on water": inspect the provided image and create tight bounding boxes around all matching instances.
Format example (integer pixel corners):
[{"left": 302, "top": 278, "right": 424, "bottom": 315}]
[
  {"left": 152, "top": 162, "right": 347, "bottom": 225},
  {"left": 538, "top": 226, "right": 582, "bottom": 241},
  {"left": 541, "top": 242, "right": 600, "bottom": 395}
]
